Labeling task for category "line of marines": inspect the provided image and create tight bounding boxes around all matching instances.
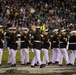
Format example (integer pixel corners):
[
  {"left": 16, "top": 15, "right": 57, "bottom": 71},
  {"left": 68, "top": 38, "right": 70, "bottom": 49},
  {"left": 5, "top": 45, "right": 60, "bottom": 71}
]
[{"left": 0, "top": 25, "right": 76, "bottom": 68}]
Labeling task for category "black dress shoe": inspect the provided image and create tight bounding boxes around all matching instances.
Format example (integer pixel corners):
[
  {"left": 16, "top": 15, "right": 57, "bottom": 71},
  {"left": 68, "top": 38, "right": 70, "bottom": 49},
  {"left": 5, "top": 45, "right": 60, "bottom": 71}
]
[
  {"left": 55, "top": 61, "right": 59, "bottom": 64},
  {"left": 0, "top": 64, "right": 1, "bottom": 66},
  {"left": 11, "top": 64, "right": 16, "bottom": 67},
  {"left": 13, "top": 64, "right": 16, "bottom": 67},
  {"left": 43, "top": 64, "right": 46, "bottom": 67},
  {"left": 11, "top": 64, "right": 14, "bottom": 67},
  {"left": 48, "top": 61, "right": 52, "bottom": 65},
  {"left": 67, "top": 63, "right": 74, "bottom": 66},
  {"left": 26, "top": 62, "right": 31, "bottom": 65},
  {"left": 31, "top": 65, "right": 35, "bottom": 68},
  {"left": 34, "top": 64, "right": 39, "bottom": 66},
  {"left": 40, "top": 64, "right": 45, "bottom": 68}
]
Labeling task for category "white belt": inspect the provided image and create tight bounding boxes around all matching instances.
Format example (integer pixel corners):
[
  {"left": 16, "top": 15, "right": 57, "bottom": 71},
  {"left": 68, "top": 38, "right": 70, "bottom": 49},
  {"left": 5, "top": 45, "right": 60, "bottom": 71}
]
[
  {"left": 16, "top": 41, "right": 25, "bottom": 43},
  {"left": 69, "top": 43, "right": 76, "bottom": 44},
  {"left": 34, "top": 41, "right": 41, "bottom": 42},
  {"left": 53, "top": 41, "right": 56, "bottom": 43},
  {"left": 21, "top": 41, "right": 25, "bottom": 42},
  {"left": 60, "top": 42, "right": 63, "bottom": 43}
]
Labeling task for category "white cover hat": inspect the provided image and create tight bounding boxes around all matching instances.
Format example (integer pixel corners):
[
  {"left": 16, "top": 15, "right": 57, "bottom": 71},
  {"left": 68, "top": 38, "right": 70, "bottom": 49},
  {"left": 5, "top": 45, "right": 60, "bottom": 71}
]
[
  {"left": 61, "top": 29, "right": 66, "bottom": 32},
  {"left": 53, "top": 29, "right": 58, "bottom": 32}
]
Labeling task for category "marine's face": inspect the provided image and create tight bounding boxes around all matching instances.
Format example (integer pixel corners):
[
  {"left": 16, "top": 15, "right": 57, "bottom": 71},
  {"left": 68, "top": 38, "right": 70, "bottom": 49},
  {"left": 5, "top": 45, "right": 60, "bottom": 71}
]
[
  {"left": 9, "top": 30, "right": 12, "bottom": 33},
  {"left": 13, "top": 30, "right": 17, "bottom": 34},
  {"left": 23, "top": 30, "right": 28, "bottom": 34},
  {"left": 44, "top": 31, "right": 48, "bottom": 35},
  {"left": 73, "top": 33, "right": 76, "bottom": 36},
  {"left": 61, "top": 32, "right": 66, "bottom": 35},
  {"left": 54, "top": 31, "right": 58, "bottom": 34},
  {"left": 0, "top": 28, "right": 3, "bottom": 32}
]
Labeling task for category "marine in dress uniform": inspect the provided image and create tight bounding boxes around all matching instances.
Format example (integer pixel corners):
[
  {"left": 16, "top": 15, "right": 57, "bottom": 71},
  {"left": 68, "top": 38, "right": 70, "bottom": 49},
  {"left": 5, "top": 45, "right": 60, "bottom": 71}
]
[
  {"left": 30, "top": 30, "right": 39, "bottom": 66},
  {"left": 9, "top": 27, "right": 18, "bottom": 67},
  {"left": 31, "top": 26, "right": 45, "bottom": 68},
  {"left": 6, "top": 27, "right": 13, "bottom": 64},
  {"left": 68, "top": 31, "right": 76, "bottom": 65},
  {"left": 48, "top": 34, "right": 54, "bottom": 65},
  {"left": 20, "top": 27, "right": 30, "bottom": 65},
  {"left": 0, "top": 25, "right": 4, "bottom": 66},
  {"left": 59, "top": 30, "right": 69, "bottom": 66},
  {"left": 41, "top": 29, "right": 50, "bottom": 66},
  {"left": 50, "top": 29, "right": 61, "bottom": 64}
]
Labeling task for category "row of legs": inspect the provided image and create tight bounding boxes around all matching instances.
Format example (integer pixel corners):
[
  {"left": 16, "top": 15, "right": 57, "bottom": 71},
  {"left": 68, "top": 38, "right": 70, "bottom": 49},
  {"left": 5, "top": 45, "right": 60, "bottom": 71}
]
[
  {"left": 0, "top": 48, "right": 76, "bottom": 66},
  {"left": 7, "top": 48, "right": 30, "bottom": 65},
  {"left": 50, "top": 48, "right": 76, "bottom": 65},
  {"left": 31, "top": 49, "right": 49, "bottom": 66}
]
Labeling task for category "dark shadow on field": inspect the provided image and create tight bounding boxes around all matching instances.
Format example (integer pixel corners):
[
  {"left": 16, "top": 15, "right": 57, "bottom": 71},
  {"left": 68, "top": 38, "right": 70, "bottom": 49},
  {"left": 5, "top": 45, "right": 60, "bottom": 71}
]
[{"left": 0, "top": 66, "right": 12, "bottom": 68}]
